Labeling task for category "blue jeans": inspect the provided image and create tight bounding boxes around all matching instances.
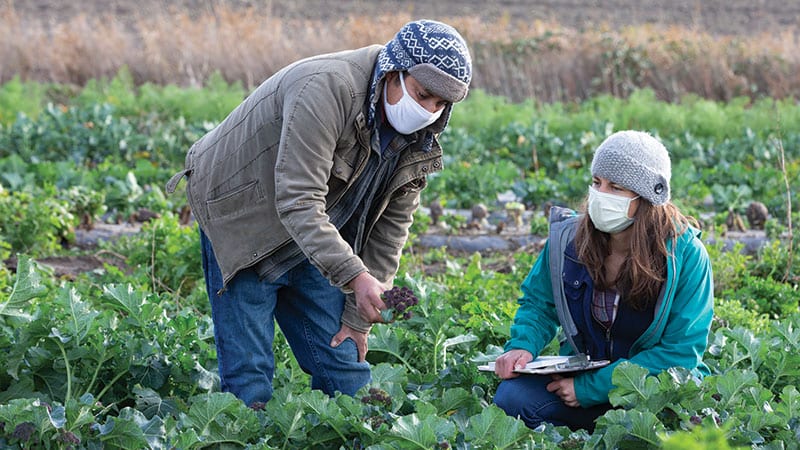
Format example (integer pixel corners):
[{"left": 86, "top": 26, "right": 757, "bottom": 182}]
[
  {"left": 493, "top": 375, "right": 611, "bottom": 431},
  {"left": 200, "top": 230, "right": 371, "bottom": 406}
]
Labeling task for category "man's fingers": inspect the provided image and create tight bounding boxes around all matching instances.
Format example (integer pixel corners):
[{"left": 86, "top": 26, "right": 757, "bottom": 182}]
[
  {"left": 372, "top": 296, "right": 387, "bottom": 311},
  {"left": 331, "top": 324, "right": 369, "bottom": 362},
  {"left": 330, "top": 331, "right": 345, "bottom": 347},
  {"left": 358, "top": 345, "right": 367, "bottom": 362},
  {"left": 358, "top": 303, "right": 382, "bottom": 323}
]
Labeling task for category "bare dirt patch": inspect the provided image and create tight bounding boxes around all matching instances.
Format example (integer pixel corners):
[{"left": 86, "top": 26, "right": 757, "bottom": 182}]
[{"left": 5, "top": 252, "right": 128, "bottom": 280}]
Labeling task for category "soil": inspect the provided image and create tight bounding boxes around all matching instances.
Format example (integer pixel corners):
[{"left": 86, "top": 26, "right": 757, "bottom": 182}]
[
  {"left": 5, "top": 252, "right": 128, "bottom": 280},
  {"left": 9, "top": 0, "right": 800, "bottom": 35}
]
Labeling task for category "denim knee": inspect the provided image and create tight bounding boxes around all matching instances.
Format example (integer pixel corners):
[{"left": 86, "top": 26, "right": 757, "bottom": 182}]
[
  {"left": 494, "top": 375, "right": 610, "bottom": 431},
  {"left": 276, "top": 260, "right": 371, "bottom": 396},
  {"left": 494, "top": 376, "right": 557, "bottom": 429}
]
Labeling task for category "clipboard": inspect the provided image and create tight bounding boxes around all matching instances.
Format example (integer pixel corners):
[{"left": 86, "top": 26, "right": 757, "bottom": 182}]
[{"left": 478, "top": 354, "right": 610, "bottom": 375}]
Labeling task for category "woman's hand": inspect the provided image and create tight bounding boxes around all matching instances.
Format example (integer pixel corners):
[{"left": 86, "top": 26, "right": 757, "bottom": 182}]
[
  {"left": 494, "top": 349, "right": 533, "bottom": 379},
  {"left": 547, "top": 375, "right": 580, "bottom": 408}
]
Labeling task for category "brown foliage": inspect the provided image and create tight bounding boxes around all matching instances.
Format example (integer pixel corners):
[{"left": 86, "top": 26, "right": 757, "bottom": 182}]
[{"left": 1, "top": 4, "right": 798, "bottom": 102}]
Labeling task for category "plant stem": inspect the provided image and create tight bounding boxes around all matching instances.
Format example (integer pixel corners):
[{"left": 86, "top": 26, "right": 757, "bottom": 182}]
[
  {"left": 83, "top": 348, "right": 110, "bottom": 397},
  {"left": 54, "top": 338, "right": 73, "bottom": 404},
  {"left": 94, "top": 369, "right": 129, "bottom": 404}
]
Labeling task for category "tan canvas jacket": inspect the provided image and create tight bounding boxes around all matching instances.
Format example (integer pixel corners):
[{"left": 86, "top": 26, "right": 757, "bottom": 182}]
[{"left": 166, "top": 45, "right": 444, "bottom": 331}]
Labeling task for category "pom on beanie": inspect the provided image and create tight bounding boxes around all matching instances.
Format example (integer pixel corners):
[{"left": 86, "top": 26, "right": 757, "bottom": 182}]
[
  {"left": 381, "top": 20, "right": 472, "bottom": 103},
  {"left": 590, "top": 131, "right": 671, "bottom": 205}
]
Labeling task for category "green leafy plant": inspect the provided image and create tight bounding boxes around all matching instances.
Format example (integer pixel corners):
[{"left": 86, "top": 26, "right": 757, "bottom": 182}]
[{"left": 0, "top": 187, "right": 75, "bottom": 256}]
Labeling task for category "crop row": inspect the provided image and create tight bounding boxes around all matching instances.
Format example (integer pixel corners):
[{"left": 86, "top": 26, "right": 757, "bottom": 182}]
[{"left": 1, "top": 79, "right": 799, "bottom": 448}]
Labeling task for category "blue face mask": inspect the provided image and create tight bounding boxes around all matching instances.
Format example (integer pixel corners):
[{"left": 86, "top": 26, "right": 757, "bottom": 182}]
[
  {"left": 383, "top": 72, "right": 442, "bottom": 134},
  {"left": 587, "top": 186, "right": 639, "bottom": 233}
]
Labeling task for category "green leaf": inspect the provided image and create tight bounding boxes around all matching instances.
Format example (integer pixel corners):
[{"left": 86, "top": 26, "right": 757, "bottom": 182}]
[
  {"left": 130, "top": 355, "right": 170, "bottom": 390},
  {"left": 263, "top": 397, "right": 307, "bottom": 442},
  {"left": 714, "top": 369, "right": 759, "bottom": 408},
  {"left": 370, "top": 362, "right": 408, "bottom": 385},
  {"left": 96, "top": 414, "right": 150, "bottom": 449},
  {"left": 434, "top": 387, "right": 475, "bottom": 416},
  {"left": 609, "top": 361, "right": 660, "bottom": 408},
  {"left": 182, "top": 392, "right": 260, "bottom": 446},
  {"left": 56, "top": 286, "right": 98, "bottom": 344},
  {"left": 595, "top": 409, "right": 664, "bottom": 448},
  {"left": 369, "top": 326, "right": 414, "bottom": 371},
  {"left": 1, "top": 255, "right": 45, "bottom": 319},
  {"left": 441, "top": 333, "right": 478, "bottom": 363},
  {"left": 463, "top": 406, "right": 529, "bottom": 448},
  {"left": 724, "top": 327, "right": 763, "bottom": 369},
  {"left": 775, "top": 385, "right": 800, "bottom": 420},
  {"left": 369, "top": 325, "right": 404, "bottom": 358},
  {"left": 119, "top": 407, "right": 166, "bottom": 450},
  {"left": 134, "top": 386, "right": 179, "bottom": 419},
  {"left": 600, "top": 423, "right": 630, "bottom": 450},
  {"left": 627, "top": 410, "right": 665, "bottom": 445},
  {"left": 388, "top": 413, "right": 455, "bottom": 448},
  {"left": 102, "top": 284, "right": 146, "bottom": 327},
  {"left": 193, "top": 361, "right": 218, "bottom": 392},
  {"left": 46, "top": 404, "right": 66, "bottom": 429},
  {"left": 301, "top": 389, "right": 350, "bottom": 435},
  {"left": 172, "top": 428, "right": 202, "bottom": 450}
]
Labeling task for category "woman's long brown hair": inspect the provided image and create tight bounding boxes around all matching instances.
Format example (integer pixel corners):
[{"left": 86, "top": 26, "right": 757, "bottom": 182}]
[{"left": 574, "top": 200, "right": 696, "bottom": 310}]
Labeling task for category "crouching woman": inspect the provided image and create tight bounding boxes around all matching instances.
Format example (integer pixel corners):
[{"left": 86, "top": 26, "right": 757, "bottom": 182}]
[{"left": 493, "top": 130, "right": 714, "bottom": 431}]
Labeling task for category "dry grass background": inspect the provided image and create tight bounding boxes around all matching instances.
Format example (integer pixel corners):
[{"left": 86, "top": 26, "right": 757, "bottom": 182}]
[{"left": 1, "top": 2, "right": 799, "bottom": 103}]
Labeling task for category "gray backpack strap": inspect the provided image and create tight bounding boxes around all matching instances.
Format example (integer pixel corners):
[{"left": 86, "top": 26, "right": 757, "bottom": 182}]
[{"left": 548, "top": 207, "right": 582, "bottom": 355}]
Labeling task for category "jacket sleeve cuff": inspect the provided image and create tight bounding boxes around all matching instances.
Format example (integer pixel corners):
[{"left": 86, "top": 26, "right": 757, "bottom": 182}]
[
  {"left": 330, "top": 258, "right": 369, "bottom": 289},
  {"left": 574, "top": 365, "right": 614, "bottom": 407},
  {"left": 341, "top": 293, "right": 372, "bottom": 334}
]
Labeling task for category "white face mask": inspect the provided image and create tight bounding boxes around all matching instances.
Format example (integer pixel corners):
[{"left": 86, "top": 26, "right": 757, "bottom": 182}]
[
  {"left": 383, "top": 72, "right": 443, "bottom": 135},
  {"left": 587, "top": 186, "right": 639, "bottom": 234}
]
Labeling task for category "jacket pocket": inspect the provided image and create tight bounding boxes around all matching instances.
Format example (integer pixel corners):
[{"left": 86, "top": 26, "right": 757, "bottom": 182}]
[
  {"left": 206, "top": 180, "right": 262, "bottom": 218},
  {"left": 563, "top": 272, "right": 587, "bottom": 304},
  {"left": 331, "top": 152, "right": 355, "bottom": 182}
]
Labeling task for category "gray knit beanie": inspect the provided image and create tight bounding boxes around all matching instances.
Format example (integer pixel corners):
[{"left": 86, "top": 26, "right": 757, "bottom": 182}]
[
  {"left": 381, "top": 20, "right": 472, "bottom": 103},
  {"left": 590, "top": 130, "right": 671, "bottom": 205}
]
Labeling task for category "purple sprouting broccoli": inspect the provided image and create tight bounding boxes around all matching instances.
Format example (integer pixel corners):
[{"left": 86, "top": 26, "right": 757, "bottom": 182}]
[
  {"left": 12, "top": 422, "right": 35, "bottom": 442},
  {"left": 57, "top": 430, "right": 81, "bottom": 446},
  {"left": 361, "top": 387, "right": 392, "bottom": 408},
  {"left": 361, "top": 387, "right": 393, "bottom": 429},
  {"left": 380, "top": 286, "right": 419, "bottom": 322}
]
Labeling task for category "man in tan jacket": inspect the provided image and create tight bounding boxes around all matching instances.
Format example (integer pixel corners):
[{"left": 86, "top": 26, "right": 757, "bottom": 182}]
[{"left": 166, "top": 19, "right": 472, "bottom": 406}]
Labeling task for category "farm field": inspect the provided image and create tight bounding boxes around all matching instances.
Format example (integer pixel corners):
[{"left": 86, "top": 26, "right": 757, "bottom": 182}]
[
  {"left": 13, "top": 0, "right": 800, "bottom": 35},
  {"left": 1, "top": 1, "right": 800, "bottom": 449}
]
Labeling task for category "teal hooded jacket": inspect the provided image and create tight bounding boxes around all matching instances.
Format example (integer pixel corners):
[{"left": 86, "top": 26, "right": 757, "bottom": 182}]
[{"left": 505, "top": 210, "right": 714, "bottom": 407}]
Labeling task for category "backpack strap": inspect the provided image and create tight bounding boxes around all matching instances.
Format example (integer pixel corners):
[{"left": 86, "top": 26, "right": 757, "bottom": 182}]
[{"left": 547, "top": 206, "right": 584, "bottom": 355}]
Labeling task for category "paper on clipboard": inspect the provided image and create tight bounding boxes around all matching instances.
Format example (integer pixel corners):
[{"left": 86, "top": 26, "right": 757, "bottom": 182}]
[{"left": 477, "top": 354, "right": 610, "bottom": 375}]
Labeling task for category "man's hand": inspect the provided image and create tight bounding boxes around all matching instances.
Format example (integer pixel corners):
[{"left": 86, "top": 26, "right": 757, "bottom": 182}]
[
  {"left": 547, "top": 375, "right": 580, "bottom": 408},
  {"left": 493, "top": 349, "right": 533, "bottom": 379},
  {"left": 348, "top": 272, "right": 388, "bottom": 323},
  {"left": 330, "top": 323, "right": 369, "bottom": 362}
]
